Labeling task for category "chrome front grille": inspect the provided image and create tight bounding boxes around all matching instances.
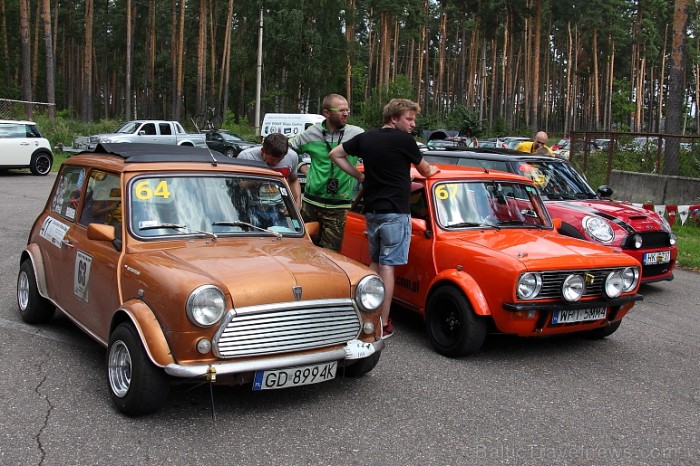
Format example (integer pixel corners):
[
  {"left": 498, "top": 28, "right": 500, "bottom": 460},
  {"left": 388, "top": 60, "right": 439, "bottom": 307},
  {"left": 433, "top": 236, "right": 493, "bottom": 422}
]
[
  {"left": 534, "top": 268, "right": 627, "bottom": 299},
  {"left": 213, "top": 299, "right": 361, "bottom": 358}
]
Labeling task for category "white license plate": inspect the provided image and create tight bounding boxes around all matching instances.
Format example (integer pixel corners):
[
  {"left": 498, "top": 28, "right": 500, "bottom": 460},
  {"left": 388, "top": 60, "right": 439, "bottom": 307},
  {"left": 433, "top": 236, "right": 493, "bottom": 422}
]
[
  {"left": 552, "top": 308, "right": 606, "bottom": 324},
  {"left": 643, "top": 250, "right": 671, "bottom": 265},
  {"left": 252, "top": 361, "right": 337, "bottom": 391}
]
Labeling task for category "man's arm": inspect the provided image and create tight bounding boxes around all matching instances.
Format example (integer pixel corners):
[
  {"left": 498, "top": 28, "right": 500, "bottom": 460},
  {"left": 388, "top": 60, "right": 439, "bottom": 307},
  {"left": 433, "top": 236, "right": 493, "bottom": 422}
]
[
  {"left": 329, "top": 144, "right": 364, "bottom": 182},
  {"left": 288, "top": 175, "right": 302, "bottom": 209},
  {"left": 416, "top": 159, "right": 439, "bottom": 178}
]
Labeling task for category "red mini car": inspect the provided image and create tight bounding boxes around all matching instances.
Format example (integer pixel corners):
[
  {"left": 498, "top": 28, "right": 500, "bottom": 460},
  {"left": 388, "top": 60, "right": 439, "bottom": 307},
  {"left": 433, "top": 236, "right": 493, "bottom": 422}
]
[
  {"left": 340, "top": 165, "right": 643, "bottom": 357},
  {"left": 423, "top": 149, "right": 677, "bottom": 283}
]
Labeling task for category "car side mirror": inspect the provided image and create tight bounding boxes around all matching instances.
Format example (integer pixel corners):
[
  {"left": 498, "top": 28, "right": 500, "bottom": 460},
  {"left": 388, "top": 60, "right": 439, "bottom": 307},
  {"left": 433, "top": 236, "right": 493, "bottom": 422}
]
[
  {"left": 138, "top": 130, "right": 146, "bottom": 136},
  {"left": 597, "top": 185, "right": 613, "bottom": 198},
  {"left": 552, "top": 218, "right": 562, "bottom": 230},
  {"left": 87, "top": 223, "right": 116, "bottom": 242},
  {"left": 411, "top": 218, "right": 432, "bottom": 238}
]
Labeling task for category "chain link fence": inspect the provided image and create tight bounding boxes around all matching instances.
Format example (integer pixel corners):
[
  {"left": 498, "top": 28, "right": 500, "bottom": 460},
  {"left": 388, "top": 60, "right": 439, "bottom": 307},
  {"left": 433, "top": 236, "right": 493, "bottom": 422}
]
[{"left": 0, "top": 98, "right": 55, "bottom": 120}]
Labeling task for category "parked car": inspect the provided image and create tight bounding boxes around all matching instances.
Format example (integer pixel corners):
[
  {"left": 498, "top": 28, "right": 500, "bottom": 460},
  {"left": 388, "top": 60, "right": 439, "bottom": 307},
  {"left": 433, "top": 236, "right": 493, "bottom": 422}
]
[
  {"left": 554, "top": 140, "right": 600, "bottom": 160},
  {"left": 340, "top": 164, "right": 642, "bottom": 357},
  {"left": 502, "top": 136, "right": 532, "bottom": 150},
  {"left": 204, "top": 129, "right": 260, "bottom": 157},
  {"left": 17, "top": 143, "right": 386, "bottom": 415},
  {"left": 422, "top": 148, "right": 677, "bottom": 283},
  {"left": 70, "top": 120, "right": 207, "bottom": 153},
  {"left": 0, "top": 119, "right": 53, "bottom": 175},
  {"left": 551, "top": 138, "right": 570, "bottom": 151}
]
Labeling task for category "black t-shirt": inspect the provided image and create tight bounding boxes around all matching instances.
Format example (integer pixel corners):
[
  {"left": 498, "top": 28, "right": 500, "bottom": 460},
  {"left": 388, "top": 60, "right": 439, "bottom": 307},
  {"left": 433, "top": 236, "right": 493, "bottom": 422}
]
[{"left": 341, "top": 127, "right": 422, "bottom": 214}]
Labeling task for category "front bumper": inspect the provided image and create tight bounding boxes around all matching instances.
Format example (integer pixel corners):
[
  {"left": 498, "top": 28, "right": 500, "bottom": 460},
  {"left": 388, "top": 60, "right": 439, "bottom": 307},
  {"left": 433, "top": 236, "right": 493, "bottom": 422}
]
[{"left": 164, "top": 338, "right": 385, "bottom": 379}]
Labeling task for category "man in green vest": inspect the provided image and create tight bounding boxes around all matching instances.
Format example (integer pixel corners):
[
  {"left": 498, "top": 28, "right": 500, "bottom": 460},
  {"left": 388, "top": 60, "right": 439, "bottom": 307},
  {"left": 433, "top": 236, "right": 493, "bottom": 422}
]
[{"left": 289, "top": 94, "right": 364, "bottom": 251}]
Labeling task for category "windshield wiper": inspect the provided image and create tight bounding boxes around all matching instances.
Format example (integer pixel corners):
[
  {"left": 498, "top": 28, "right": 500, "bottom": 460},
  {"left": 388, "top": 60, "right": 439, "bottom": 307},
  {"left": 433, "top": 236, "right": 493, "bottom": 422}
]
[
  {"left": 212, "top": 220, "right": 282, "bottom": 238},
  {"left": 447, "top": 221, "right": 501, "bottom": 231},
  {"left": 139, "top": 223, "right": 218, "bottom": 240}
]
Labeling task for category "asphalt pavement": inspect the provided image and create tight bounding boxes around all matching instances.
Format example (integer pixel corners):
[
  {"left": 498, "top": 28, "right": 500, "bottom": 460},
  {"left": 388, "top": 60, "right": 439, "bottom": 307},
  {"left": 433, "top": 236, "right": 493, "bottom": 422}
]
[{"left": 0, "top": 170, "right": 698, "bottom": 465}]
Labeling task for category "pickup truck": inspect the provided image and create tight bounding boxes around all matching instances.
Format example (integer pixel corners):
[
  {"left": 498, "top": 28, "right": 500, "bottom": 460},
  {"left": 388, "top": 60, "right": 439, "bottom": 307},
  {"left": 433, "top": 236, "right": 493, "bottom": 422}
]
[{"left": 67, "top": 120, "right": 207, "bottom": 153}]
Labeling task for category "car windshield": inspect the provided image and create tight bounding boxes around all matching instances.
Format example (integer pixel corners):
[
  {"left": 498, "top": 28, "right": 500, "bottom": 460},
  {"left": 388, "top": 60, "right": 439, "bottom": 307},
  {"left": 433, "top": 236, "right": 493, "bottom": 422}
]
[
  {"left": 220, "top": 132, "right": 242, "bottom": 142},
  {"left": 115, "top": 121, "right": 141, "bottom": 134},
  {"left": 514, "top": 159, "right": 597, "bottom": 201},
  {"left": 433, "top": 180, "right": 550, "bottom": 230},
  {"left": 129, "top": 174, "right": 303, "bottom": 239}
]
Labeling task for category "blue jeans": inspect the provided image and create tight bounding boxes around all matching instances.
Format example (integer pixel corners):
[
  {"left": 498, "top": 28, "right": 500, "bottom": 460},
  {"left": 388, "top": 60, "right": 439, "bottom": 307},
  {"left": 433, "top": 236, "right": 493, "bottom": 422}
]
[{"left": 365, "top": 213, "right": 411, "bottom": 266}]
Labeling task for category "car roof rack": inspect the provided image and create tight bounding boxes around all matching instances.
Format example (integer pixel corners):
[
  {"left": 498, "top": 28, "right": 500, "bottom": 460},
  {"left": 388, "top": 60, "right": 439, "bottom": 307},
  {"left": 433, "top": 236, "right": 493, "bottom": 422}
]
[{"left": 90, "top": 143, "right": 267, "bottom": 168}]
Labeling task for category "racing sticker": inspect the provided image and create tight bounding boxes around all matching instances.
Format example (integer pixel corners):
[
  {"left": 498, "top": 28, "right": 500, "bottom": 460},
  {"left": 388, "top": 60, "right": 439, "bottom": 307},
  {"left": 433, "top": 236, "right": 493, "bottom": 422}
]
[
  {"left": 74, "top": 250, "right": 93, "bottom": 302},
  {"left": 39, "top": 217, "right": 70, "bottom": 249}
]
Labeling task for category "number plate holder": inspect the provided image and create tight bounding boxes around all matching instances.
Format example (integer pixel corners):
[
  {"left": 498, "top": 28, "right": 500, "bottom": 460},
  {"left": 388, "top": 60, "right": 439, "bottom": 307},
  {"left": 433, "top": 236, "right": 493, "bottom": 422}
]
[{"left": 252, "top": 361, "right": 337, "bottom": 391}]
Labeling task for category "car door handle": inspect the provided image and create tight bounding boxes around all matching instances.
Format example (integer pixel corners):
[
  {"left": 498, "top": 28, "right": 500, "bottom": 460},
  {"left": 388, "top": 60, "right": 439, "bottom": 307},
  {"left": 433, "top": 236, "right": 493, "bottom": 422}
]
[{"left": 61, "top": 239, "right": 75, "bottom": 248}]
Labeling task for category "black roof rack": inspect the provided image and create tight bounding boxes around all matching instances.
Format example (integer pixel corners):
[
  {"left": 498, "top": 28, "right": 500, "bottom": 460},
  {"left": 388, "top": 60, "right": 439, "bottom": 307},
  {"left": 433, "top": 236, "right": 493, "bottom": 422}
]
[{"left": 90, "top": 143, "right": 267, "bottom": 168}]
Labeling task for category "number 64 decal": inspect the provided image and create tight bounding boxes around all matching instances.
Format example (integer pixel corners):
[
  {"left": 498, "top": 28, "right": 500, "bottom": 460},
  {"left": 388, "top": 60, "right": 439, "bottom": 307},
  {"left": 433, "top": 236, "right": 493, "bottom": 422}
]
[{"left": 135, "top": 180, "right": 171, "bottom": 200}]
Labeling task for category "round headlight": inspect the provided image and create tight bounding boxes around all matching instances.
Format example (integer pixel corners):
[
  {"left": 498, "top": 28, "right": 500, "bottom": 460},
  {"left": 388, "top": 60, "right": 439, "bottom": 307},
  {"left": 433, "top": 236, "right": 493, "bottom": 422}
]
[
  {"left": 562, "top": 274, "right": 584, "bottom": 302},
  {"left": 621, "top": 267, "right": 639, "bottom": 291},
  {"left": 186, "top": 285, "right": 226, "bottom": 327},
  {"left": 631, "top": 234, "right": 643, "bottom": 249},
  {"left": 517, "top": 272, "right": 542, "bottom": 299},
  {"left": 582, "top": 216, "right": 614, "bottom": 243},
  {"left": 669, "top": 232, "right": 677, "bottom": 246},
  {"left": 355, "top": 275, "right": 385, "bottom": 312},
  {"left": 604, "top": 270, "right": 624, "bottom": 298}
]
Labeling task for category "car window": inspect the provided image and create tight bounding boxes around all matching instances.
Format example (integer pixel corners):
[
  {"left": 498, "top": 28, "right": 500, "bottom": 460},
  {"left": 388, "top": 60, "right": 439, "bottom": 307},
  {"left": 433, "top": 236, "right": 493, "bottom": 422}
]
[
  {"left": 158, "top": 123, "right": 172, "bottom": 135},
  {"left": 50, "top": 166, "right": 87, "bottom": 221},
  {"left": 516, "top": 160, "right": 597, "bottom": 200},
  {"left": 129, "top": 174, "right": 304, "bottom": 239},
  {"left": 433, "top": 181, "right": 549, "bottom": 229},
  {"left": 79, "top": 170, "right": 122, "bottom": 227},
  {"left": 0, "top": 123, "right": 26, "bottom": 138}
]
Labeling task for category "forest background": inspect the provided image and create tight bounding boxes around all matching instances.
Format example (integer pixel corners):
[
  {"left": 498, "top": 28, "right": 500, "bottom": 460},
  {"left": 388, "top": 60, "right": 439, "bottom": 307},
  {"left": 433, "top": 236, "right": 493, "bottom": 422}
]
[{"left": 1, "top": 0, "right": 699, "bottom": 172}]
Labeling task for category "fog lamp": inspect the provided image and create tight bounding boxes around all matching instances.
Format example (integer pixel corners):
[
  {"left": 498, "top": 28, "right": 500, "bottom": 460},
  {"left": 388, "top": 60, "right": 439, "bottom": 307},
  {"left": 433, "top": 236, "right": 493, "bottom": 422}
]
[
  {"left": 363, "top": 321, "right": 375, "bottom": 335},
  {"left": 196, "top": 338, "right": 212, "bottom": 354}
]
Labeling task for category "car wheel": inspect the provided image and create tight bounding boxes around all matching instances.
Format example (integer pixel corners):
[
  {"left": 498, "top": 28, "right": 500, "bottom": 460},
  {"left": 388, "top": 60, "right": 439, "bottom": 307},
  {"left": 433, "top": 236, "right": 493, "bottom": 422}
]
[
  {"left": 30, "top": 152, "right": 53, "bottom": 176},
  {"left": 426, "top": 286, "right": 486, "bottom": 357},
  {"left": 17, "top": 260, "right": 55, "bottom": 324},
  {"left": 107, "top": 322, "right": 169, "bottom": 416},
  {"left": 344, "top": 352, "right": 380, "bottom": 377},
  {"left": 581, "top": 320, "right": 621, "bottom": 339},
  {"left": 224, "top": 148, "right": 236, "bottom": 157}
]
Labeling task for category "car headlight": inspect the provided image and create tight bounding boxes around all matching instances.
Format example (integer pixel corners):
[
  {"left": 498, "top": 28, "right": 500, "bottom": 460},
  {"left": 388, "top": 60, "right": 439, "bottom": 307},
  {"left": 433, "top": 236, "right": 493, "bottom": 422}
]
[
  {"left": 669, "top": 232, "right": 677, "bottom": 246},
  {"left": 604, "top": 270, "right": 624, "bottom": 298},
  {"left": 517, "top": 272, "right": 542, "bottom": 299},
  {"left": 582, "top": 216, "right": 614, "bottom": 243},
  {"left": 186, "top": 285, "right": 226, "bottom": 327},
  {"left": 355, "top": 275, "right": 385, "bottom": 312},
  {"left": 562, "top": 274, "right": 584, "bottom": 302},
  {"left": 621, "top": 267, "right": 639, "bottom": 291},
  {"left": 631, "top": 233, "right": 643, "bottom": 249}
]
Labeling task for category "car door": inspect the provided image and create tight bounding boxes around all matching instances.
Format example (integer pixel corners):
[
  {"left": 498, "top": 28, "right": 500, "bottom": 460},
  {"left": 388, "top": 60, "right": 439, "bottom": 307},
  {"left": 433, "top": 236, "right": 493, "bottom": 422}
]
[
  {"left": 393, "top": 185, "right": 435, "bottom": 306},
  {"left": 156, "top": 122, "right": 176, "bottom": 145},
  {"left": 0, "top": 122, "right": 34, "bottom": 166},
  {"left": 40, "top": 166, "right": 121, "bottom": 341}
]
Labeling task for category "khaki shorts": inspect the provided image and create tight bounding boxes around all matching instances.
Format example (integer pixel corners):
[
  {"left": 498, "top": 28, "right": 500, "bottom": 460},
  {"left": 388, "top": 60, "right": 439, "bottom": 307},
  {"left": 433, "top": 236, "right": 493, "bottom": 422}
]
[{"left": 301, "top": 202, "right": 348, "bottom": 252}]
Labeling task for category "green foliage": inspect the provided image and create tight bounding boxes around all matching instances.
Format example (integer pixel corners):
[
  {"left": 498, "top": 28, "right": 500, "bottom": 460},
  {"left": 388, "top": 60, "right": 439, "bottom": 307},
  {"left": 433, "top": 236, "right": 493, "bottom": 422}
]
[
  {"left": 443, "top": 105, "right": 484, "bottom": 138},
  {"left": 354, "top": 75, "right": 417, "bottom": 130},
  {"left": 673, "top": 221, "right": 700, "bottom": 271}
]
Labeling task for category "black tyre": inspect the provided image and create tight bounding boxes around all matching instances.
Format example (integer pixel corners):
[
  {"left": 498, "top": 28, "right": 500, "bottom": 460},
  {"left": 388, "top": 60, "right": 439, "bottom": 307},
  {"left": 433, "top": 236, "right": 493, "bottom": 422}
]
[
  {"left": 582, "top": 320, "right": 622, "bottom": 339},
  {"left": 224, "top": 147, "right": 236, "bottom": 158},
  {"left": 344, "top": 352, "right": 380, "bottom": 377},
  {"left": 30, "top": 152, "right": 53, "bottom": 176},
  {"left": 17, "top": 260, "right": 55, "bottom": 324},
  {"left": 107, "top": 322, "right": 169, "bottom": 416},
  {"left": 425, "top": 286, "right": 487, "bottom": 357}
]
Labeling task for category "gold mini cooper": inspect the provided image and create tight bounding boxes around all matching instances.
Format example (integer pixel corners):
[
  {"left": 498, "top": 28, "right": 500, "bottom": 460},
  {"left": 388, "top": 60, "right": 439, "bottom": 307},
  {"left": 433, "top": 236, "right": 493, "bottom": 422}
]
[{"left": 17, "top": 143, "right": 385, "bottom": 415}]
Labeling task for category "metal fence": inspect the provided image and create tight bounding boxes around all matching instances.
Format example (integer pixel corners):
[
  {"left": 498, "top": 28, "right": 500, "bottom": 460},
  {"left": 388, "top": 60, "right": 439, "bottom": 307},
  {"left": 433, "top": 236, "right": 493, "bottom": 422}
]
[{"left": 0, "top": 98, "right": 55, "bottom": 120}]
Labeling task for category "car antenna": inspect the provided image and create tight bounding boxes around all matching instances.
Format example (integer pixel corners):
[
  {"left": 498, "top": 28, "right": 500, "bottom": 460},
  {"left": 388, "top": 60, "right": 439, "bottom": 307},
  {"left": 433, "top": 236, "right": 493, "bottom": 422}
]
[{"left": 206, "top": 147, "right": 218, "bottom": 166}]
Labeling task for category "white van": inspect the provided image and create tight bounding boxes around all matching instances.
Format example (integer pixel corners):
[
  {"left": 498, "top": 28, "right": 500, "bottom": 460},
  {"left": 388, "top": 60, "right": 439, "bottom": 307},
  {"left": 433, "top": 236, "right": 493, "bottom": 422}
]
[{"left": 261, "top": 113, "right": 324, "bottom": 139}]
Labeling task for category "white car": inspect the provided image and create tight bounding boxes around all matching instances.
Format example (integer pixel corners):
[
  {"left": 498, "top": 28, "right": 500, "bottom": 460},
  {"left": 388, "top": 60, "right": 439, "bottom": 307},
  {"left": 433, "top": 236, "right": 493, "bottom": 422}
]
[{"left": 0, "top": 119, "right": 53, "bottom": 175}]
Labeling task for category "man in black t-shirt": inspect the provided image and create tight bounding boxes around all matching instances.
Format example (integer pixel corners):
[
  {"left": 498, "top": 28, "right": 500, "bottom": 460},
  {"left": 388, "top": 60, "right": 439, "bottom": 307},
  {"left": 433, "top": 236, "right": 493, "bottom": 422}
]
[{"left": 329, "top": 98, "right": 438, "bottom": 339}]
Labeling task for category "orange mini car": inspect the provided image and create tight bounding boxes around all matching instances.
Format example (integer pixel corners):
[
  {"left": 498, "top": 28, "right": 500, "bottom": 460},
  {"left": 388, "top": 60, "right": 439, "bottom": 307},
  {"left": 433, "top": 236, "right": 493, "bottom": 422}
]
[
  {"left": 17, "top": 143, "right": 385, "bottom": 415},
  {"left": 340, "top": 165, "right": 643, "bottom": 357}
]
